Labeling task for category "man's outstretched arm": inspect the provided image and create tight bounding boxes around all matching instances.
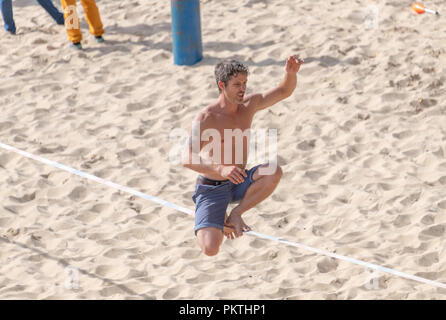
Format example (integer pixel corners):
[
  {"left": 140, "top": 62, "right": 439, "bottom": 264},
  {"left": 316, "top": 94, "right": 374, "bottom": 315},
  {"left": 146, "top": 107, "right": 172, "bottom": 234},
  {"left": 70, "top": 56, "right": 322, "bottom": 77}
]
[{"left": 248, "top": 55, "right": 304, "bottom": 112}]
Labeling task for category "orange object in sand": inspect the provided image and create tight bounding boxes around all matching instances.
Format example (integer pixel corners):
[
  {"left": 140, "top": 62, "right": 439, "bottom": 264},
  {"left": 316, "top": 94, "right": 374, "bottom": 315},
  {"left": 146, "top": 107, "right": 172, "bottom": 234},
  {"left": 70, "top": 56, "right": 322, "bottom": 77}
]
[{"left": 411, "top": 2, "right": 439, "bottom": 15}]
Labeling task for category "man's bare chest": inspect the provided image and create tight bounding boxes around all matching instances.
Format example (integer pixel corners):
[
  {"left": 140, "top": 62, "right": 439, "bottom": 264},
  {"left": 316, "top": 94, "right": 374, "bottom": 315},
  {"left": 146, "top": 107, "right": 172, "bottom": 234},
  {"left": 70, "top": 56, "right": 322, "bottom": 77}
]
[{"left": 210, "top": 112, "right": 252, "bottom": 132}]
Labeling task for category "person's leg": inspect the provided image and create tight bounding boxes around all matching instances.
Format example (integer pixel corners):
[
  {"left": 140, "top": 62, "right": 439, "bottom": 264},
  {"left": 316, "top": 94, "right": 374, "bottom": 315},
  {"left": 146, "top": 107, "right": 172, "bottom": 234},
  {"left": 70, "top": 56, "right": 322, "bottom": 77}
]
[
  {"left": 196, "top": 227, "right": 224, "bottom": 256},
  {"left": 80, "top": 0, "right": 103, "bottom": 37},
  {"left": 37, "top": 0, "right": 64, "bottom": 25},
  {"left": 0, "top": 0, "right": 16, "bottom": 34},
  {"left": 193, "top": 182, "right": 231, "bottom": 256},
  {"left": 227, "top": 164, "right": 283, "bottom": 237},
  {"left": 60, "top": 0, "right": 82, "bottom": 43}
]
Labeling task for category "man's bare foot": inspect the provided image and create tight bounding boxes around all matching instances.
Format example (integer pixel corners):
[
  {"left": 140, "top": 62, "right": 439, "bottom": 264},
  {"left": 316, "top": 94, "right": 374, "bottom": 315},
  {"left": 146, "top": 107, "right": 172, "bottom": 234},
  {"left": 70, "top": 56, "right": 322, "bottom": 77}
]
[
  {"left": 224, "top": 213, "right": 236, "bottom": 240},
  {"left": 227, "top": 211, "right": 251, "bottom": 237}
]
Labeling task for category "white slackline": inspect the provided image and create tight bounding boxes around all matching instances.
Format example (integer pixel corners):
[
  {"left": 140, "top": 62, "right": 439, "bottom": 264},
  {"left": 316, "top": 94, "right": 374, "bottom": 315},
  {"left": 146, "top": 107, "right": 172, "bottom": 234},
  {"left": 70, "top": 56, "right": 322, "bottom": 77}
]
[{"left": 1, "top": 141, "right": 445, "bottom": 290}]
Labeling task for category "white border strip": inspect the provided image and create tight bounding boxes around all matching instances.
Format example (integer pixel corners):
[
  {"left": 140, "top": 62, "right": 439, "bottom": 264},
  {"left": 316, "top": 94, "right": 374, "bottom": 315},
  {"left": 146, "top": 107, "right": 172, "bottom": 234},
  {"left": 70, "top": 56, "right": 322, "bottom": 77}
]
[{"left": 1, "top": 141, "right": 445, "bottom": 290}]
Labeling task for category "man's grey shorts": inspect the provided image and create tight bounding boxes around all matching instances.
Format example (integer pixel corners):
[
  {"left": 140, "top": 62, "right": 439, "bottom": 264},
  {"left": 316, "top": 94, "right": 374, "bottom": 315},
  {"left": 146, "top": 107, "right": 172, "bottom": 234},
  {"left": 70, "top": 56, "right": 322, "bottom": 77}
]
[{"left": 192, "top": 165, "right": 262, "bottom": 235}]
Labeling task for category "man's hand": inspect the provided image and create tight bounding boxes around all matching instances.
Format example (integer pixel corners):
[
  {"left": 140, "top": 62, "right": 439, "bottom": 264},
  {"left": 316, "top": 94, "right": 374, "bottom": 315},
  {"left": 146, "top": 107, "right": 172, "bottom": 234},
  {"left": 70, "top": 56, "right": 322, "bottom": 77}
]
[
  {"left": 219, "top": 165, "right": 247, "bottom": 184},
  {"left": 286, "top": 55, "right": 304, "bottom": 74}
]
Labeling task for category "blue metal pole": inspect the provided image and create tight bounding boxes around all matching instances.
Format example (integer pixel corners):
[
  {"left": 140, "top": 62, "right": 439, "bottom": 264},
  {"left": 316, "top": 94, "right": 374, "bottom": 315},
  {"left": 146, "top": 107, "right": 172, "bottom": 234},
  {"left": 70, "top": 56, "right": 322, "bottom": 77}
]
[{"left": 171, "top": 0, "right": 203, "bottom": 66}]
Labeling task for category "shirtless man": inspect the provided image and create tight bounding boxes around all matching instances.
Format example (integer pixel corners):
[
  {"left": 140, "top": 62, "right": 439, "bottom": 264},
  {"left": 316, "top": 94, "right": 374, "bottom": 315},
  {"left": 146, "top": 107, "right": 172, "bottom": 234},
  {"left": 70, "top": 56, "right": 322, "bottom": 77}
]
[{"left": 182, "top": 56, "right": 304, "bottom": 256}]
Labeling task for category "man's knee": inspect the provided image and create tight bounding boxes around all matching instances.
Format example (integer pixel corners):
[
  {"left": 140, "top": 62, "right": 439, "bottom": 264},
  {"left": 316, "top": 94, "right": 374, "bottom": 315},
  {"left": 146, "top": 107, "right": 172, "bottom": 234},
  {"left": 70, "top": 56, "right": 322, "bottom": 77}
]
[
  {"left": 199, "top": 240, "right": 220, "bottom": 256},
  {"left": 202, "top": 244, "right": 219, "bottom": 256},
  {"left": 197, "top": 227, "right": 223, "bottom": 256}
]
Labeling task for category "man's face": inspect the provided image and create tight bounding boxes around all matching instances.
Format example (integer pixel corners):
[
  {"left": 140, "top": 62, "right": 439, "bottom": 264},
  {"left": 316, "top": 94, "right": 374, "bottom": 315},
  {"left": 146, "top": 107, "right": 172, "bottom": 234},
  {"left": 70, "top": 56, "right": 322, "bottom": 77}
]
[{"left": 221, "top": 73, "right": 247, "bottom": 104}]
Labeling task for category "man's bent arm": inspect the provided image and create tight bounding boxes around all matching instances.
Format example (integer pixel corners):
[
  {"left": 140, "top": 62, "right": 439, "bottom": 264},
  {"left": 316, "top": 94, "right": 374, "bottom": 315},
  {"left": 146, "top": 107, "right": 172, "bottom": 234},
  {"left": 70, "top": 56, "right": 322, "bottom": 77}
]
[
  {"left": 181, "top": 126, "right": 225, "bottom": 177},
  {"left": 249, "top": 55, "right": 303, "bottom": 112},
  {"left": 181, "top": 147, "right": 223, "bottom": 177},
  {"left": 278, "top": 71, "right": 297, "bottom": 98}
]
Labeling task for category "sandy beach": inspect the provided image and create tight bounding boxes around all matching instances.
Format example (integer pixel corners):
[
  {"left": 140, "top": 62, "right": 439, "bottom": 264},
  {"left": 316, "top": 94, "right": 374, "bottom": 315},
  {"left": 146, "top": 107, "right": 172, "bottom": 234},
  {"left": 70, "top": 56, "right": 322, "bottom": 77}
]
[{"left": 0, "top": 0, "right": 446, "bottom": 299}]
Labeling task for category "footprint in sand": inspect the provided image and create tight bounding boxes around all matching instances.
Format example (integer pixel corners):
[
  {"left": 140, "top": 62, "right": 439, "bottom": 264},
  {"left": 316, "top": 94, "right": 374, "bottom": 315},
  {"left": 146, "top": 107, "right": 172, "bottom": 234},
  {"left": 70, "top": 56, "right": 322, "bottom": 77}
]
[
  {"left": 99, "top": 286, "right": 127, "bottom": 298},
  {"left": 126, "top": 102, "right": 149, "bottom": 112},
  {"left": 38, "top": 144, "right": 66, "bottom": 154},
  {"left": 265, "top": 288, "right": 294, "bottom": 299},
  {"left": 162, "top": 287, "right": 180, "bottom": 299},
  {"left": 393, "top": 215, "right": 411, "bottom": 228},
  {"left": 335, "top": 232, "right": 363, "bottom": 245},
  {"left": 117, "top": 149, "right": 136, "bottom": 163},
  {"left": 131, "top": 127, "right": 145, "bottom": 137},
  {"left": 392, "top": 130, "right": 413, "bottom": 140},
  {"left": 126, "top": 269, "right": 148, "bottom": 280},
  {"left": 417, "top": 252, "right": 439, "bottom": 267},
  {"left": 399, "top": 192, "right": 421, "bottom": 206},
  {"left": 312, "top": 219, "right": 338, "bottom": 236},
  {"left": 167, "top": 212, "right": 186, "bottom": 224},
  {"left": 33, "top": 108, "right": 50, "bottom": 119},
  {"left": 402, "top": 149, "right": 420, "bottom": 157},
  {"left": 274, "top": 217, "right": 289, "bottom": 229},
  {"left": 346, "top": 146, "right": 359, "bottom": 159},
  {"left": 95, "top": 265, "right": 114, "bottom": 277},
  {"left": 419, "top": 224, "right": 445, "bottom": 239},
  {"left": 297, "top": 139, "right": 316, "bottom": 151},
  {"left": 0, "top": 121, "right": 14, "bottom": 132},
  {"left": 4, "top": 228, "right": 20, "bottom": 238},
  {"left": 215, "top": 288, "right": 233, "bottom": 299},
  {"left": 104, "top": 248, "right": 128, "bottom": 259},
  {"left": 135, "top": 213, "right": 157, "bottom": 224},
  {"left": 420, "top": 214, "right": 435, "bottom": 225},
  {"left": 93, "top": 168, "right": 114, "bottom": 179},
  {"left": 186, "top": 274, "right": 214, "bottom": 284},
  {"left": 414, "top": 271, "right": 438, "bottom": 281},
  {"left": 116, "top": 228, "right": 149, "bottom": 241},
  {"left": 75, "top": 211, "right": 100, "bottom": 224},
  {"left": 380, "top": 92, "right": 407, "bottom": 103},
  {"left": 9, "top": 192, "right": 36, "bottom": 203},
  {"left": 378, "top": 183, "right": 393, "bottom": 191},
  {"left": 68, "top": 186, "right": 88, "bottom": 202},
  {"left": 182, "top": 249, "right": 201, "bottom": 259},
  {"left": 249, "top": 238, "right": 264, "bottom": 249},
  {"left": 437, "top": 200, "right": 446, "bottom": 209},
  {"left": 427, "top": 79, "right": 443, "bottom": 90},
  {"left": 410, "top": 98, "right": 437, "bottom": 113},
  {"left": 90, "top": 203, "right": 112, "bottom": 213},
  {"left": 86, "top": 232, "right": 110, "bottom": 241},
  {"left": 304, "top": 170, "right": 325, "bottom": 181},
  {"left": 152, "top": 52, "right": 169, "bottom": 63},
  {"left": 317, "top": 258, "right": 338, "bottom": 273},
  {"left": 127, "top": 177, "right": 153, "bottom": 189}
]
